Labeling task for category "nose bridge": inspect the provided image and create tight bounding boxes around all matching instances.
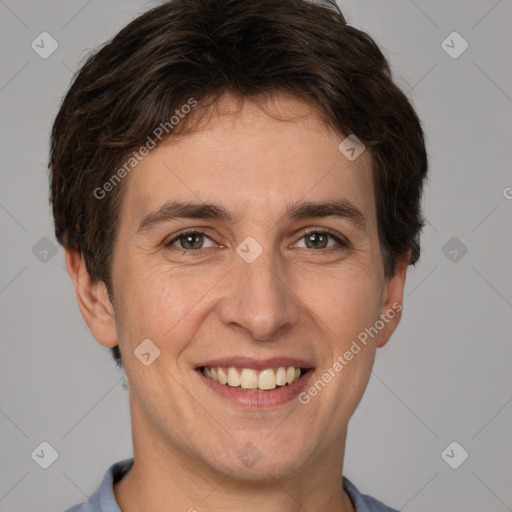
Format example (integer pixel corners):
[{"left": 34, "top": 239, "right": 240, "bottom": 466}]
[{"left": 220, "top": 240, "right": 299, "bottom": 340}]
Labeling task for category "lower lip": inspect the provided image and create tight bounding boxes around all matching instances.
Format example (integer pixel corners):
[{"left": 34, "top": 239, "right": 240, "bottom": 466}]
[{"left": 196, "top": 369, "right": 314, "bottom": 409}]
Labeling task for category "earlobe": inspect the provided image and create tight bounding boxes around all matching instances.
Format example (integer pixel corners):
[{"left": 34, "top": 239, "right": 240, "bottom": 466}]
[
  {"left": 65, "top": 249, "right": 118, "bottom": 348},
  {"left": 376, "top": 250, "right": 410, "bottom": 348}
]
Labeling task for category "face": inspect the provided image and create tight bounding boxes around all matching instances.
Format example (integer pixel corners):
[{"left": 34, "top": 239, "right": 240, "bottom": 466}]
[{"left": 74, "top": 93, "right": 407, "bottom": 481}]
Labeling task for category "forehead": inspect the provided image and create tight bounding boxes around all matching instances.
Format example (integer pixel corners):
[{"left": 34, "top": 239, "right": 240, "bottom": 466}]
[{"left": 120, "top": 94, "right": 376, "bottom": 228}]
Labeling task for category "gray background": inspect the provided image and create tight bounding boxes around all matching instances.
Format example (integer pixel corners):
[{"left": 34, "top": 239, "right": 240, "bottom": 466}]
[{"left": 1, "top": 0, "right": 511, "bottom": 510}]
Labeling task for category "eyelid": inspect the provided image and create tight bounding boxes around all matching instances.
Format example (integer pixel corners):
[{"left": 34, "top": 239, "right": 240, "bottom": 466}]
[
  {"left": 164, "top": 228, "right": 218, "bottom": 248},
  {"left": 296, "top": 227, "right": 350, "bottom": 249}
]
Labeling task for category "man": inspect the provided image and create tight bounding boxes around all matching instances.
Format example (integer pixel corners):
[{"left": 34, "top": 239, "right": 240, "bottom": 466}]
[{"left": 51, "top": 1, "right": 428, "bottom": 510}]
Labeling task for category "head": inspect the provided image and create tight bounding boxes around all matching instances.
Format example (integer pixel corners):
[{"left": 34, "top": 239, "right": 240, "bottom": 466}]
[{"left": 50, "top": 0, "right": 427, "bottom": 481}]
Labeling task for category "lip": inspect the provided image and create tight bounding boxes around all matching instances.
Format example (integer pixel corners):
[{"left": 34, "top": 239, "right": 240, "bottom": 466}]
[
  {"left": 196, "top": 363, "right": 315, "bottom": 409},
  {"left": 196, "top": 356, "right": 314, "bottom": 371}
]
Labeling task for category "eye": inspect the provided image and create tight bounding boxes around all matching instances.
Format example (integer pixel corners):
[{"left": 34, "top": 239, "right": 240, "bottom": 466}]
[
  {"left": 163, "top": 228, "right": 349, "bottom": 254},
  {"left": 294, "top": 229, "right": 348, "bottom": 251},
  {"left": 165, "top": 230, "right": 216, "bottom": 251}
]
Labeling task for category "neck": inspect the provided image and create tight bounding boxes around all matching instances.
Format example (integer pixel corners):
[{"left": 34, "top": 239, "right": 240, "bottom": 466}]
[{"left": 114, "top": 394, "right": 355, "bottom": 512}]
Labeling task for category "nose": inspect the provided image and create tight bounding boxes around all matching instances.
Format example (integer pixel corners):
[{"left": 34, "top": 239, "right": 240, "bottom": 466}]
[{"left": 219, "top": 245, "right": 300, "bottom": 341}]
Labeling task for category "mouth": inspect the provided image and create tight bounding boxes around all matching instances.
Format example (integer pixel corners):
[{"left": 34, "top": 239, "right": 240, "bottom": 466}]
[{"left": 195, "top": 358, "right": 314, "bottom": 408}]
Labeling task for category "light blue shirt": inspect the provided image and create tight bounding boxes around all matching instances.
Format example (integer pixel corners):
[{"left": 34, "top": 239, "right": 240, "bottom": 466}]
[{"left": 65, "top": 458, "right": 399, "bottom": 512}]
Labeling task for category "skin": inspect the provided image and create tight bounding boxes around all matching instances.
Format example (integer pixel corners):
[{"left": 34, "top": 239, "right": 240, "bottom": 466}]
[{"left": 66, "top": 93, "right": 409, "bottom": 512}]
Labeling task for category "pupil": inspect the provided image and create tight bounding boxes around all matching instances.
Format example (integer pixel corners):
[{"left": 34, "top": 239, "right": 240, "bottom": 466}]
[
  {"left": 306, "top": 233, "right": 327, "bottom": 249},
  {"left": 182, "top": 233, "right": 202, "bottom": 249}
]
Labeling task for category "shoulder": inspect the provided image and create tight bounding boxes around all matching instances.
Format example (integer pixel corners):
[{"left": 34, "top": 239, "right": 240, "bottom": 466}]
[
  {"left": 343, "top": 476, "right": 400, "bottom": 512},
  {"left": 63, "top": 458, "right": 134, "bottom": 512}
]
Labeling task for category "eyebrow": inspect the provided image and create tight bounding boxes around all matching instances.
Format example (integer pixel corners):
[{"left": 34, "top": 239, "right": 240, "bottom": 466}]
[{"left": 136, "top": 198, "right": 367, "bottom": 234}]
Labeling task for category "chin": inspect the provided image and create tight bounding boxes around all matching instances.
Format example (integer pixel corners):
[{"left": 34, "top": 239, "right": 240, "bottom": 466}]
[{"left": 209, "top": 435, "right": 312, "bottom": 481}]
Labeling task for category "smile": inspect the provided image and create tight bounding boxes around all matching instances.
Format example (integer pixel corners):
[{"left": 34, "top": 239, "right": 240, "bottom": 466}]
[
  {"left": 195, "top": 357, "right": 314, "bottom": 408},
  {"left": 201, "top": 365, "right": 306, "bottom": 391}
]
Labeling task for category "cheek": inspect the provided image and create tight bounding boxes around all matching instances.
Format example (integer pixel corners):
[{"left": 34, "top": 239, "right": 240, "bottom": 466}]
[
  {"left": 300, "top": 267, "right": 383, "bottom": 346},
  {"left": 114, "top": 262, "right": 224, "bottom": 348}
]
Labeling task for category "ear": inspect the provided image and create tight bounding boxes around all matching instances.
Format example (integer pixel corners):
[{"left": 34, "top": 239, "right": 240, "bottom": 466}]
[
  {"left": 376, "top": 250, "right": 410, "bottom": 348},
  {"left": 65, "top": 249, "right": 118, "bottom": 348}
]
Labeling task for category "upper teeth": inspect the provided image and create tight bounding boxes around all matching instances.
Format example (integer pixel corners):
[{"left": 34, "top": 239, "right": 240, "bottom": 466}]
[{"left": 202, "top": 366, "right": 303, "bottom": 390}]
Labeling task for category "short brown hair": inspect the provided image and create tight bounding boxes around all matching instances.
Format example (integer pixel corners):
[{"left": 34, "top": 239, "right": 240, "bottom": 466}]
[{"left": 49, "top": 0, "right": 428, "bottom": 367}]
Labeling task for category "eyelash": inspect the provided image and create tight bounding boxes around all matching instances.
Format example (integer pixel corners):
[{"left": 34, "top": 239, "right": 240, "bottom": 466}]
[{"left": 164, "top": 228, "right": 349, "bottom": 255}]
